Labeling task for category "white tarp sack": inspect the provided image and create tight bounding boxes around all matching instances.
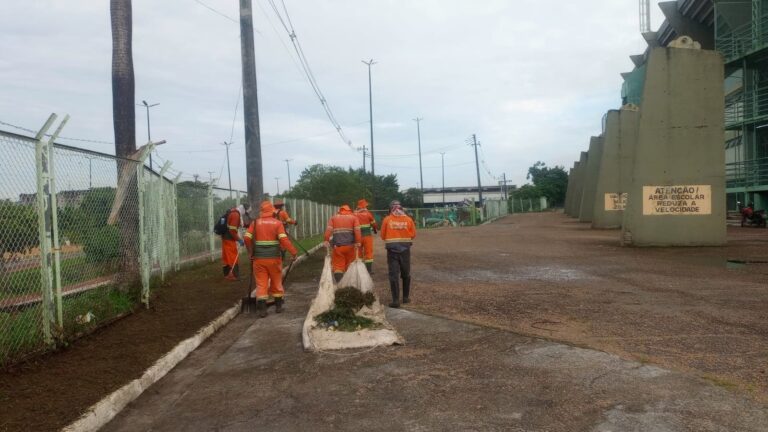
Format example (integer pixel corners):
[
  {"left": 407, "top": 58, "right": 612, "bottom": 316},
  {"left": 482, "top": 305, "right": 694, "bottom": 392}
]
[{"left": 302, "top": 255, "right": 404, "bottom": 351}]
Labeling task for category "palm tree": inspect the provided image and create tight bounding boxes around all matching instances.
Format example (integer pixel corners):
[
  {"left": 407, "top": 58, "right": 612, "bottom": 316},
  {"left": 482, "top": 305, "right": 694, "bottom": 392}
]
[{"left": 110, "top": 0, "right": 139, "bottom": 283}]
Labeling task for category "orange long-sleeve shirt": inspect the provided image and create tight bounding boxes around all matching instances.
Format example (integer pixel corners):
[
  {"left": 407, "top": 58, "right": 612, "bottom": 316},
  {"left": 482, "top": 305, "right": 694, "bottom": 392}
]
[
  {"left": 325, "top": 209, "right": 362, "bottom": 247},
  {"left": 380, "top": 213, "right": 416, "bottom": 251},
  {"left": 226, "top": 208, "right": 242, "bottom": 241},
  {"left": 244, "top": 214, "right": 297, "bottom": 259},
  {"left": 354, "top": 208, "right": 378, "bottom": 237},
  {"left": 277, "top": 209, "right": 296, "bottom": 225}
]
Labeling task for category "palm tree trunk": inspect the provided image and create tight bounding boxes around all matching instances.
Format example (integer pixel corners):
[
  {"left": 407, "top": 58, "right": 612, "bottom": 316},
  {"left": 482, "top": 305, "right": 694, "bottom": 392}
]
[{"left": 111, "top": 0, "right": 139, "bottom": 285}]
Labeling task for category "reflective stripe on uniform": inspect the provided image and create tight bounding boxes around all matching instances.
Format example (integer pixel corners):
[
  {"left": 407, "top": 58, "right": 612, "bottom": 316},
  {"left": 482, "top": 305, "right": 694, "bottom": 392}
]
[
  {"left": 245, "top": 232, "right": 253, "bottom": 238},
  {"left": 255, "top": 240, "right": 279, "bottom": 245},
  {"left": 385, "top": 238, "right": 413, "bottom": 243},
  {"left": 227, "top": 225, "right": 238, "bottom": 230},
  {"left": 278, "top": 233, "right": 288, "bottom": 239}
]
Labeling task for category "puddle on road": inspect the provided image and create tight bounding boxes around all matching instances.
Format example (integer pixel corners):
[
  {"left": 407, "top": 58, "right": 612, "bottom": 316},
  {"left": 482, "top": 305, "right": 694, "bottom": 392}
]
[
  {"left": 726, "top": 259, "right": 768, "bottom": 270},
  {"left": 427, "top": 266, "right": 592, "bottom": 283}
]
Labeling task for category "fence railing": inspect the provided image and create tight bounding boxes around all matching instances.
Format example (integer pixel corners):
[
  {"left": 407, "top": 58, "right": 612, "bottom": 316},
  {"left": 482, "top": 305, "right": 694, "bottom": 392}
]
[
  {"left": 0, "top": 126, "right": 327, "bottom": 366},
  {"left": 509, "top": 196, "right": 549, "bottom": 213}
]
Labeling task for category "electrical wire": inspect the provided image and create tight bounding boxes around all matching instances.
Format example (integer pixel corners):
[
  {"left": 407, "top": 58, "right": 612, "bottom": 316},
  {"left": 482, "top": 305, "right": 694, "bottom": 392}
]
[
  {"left": 265, "top": 0, "right": 355, "bottom": 151},
  {"left": 192, "top": 0, "right": 238, "bottom": 23}
]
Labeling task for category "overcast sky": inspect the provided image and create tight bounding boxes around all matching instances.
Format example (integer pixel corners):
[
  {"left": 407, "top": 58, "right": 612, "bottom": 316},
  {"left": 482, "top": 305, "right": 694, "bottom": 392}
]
[{"left": 1, "top": 1, "right": 666, "bottom": 194}]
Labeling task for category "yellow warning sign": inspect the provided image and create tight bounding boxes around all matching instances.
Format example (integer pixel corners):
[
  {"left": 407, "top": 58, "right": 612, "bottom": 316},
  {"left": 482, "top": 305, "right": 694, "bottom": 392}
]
[
  {"left": 604, "top": 193, "right": 627, "bottom": 211},
  {"left": 642, "top": 185, "right": 711, "bottom": 216}
]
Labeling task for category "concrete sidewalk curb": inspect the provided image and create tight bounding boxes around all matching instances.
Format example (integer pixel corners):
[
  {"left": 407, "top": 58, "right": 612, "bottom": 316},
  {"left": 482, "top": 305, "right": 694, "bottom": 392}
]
[{"left": 62, "top": 243, "right": 322, "bottom": 432}]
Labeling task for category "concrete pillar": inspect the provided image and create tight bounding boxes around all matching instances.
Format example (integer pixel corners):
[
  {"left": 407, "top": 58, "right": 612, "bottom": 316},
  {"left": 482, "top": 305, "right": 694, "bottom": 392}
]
[
  {"left": 622, "top": 45, "right": 725, "bottom": 246},
  {"left": 579, "top": 136, "right": 604, "bottom": 223},
  {"left": 572, "top": 152, "right": 588, "bottom": 218},
  {"left": 564, "top": 165, "right": 575, "bottom": 215},
  {"left": 591, "top": 107, "right": 639, "bottom": 229}
]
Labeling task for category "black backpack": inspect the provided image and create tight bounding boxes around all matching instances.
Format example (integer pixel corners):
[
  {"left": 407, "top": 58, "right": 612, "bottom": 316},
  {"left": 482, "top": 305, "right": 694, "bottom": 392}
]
[{"left": 213, "top": 209, "right": 233, "bottom": 236}]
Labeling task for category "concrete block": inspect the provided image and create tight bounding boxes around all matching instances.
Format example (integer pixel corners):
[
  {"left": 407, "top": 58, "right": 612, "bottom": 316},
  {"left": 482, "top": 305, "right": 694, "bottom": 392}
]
[
  {"left": 572, "top": 152, "right": 589, "bottom": 218},
  {"left": 564, "top": 165, "right": 575, "bottom": 215},
  {"left": 622, "top": 46, "right": 725, "bottom": 246},
  {"left": 591, "top": 108, "right": 639, "bottom": 229},
  {"left": 579, "top": 136, "right": 604, "bottom": 223}
]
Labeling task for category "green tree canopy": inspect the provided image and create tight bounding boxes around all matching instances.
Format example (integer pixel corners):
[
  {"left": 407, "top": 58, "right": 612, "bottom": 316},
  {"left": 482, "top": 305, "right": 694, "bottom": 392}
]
[
  {"left": 525, "top": 161, "right": 568, "bottom": 206},
  {"left": 284, "top": 165, "right": 403, "bottom": 210}
]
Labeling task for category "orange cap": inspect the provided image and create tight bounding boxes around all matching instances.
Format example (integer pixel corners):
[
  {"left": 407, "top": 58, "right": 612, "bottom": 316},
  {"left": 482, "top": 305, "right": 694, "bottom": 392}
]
[
  {"left": 357, "top": 199, "right": 368, "bottom": 209},
  {"left": 340, "top": 204, "right": 352, "bottom": 212},
  {"left": 260, "top": 201, "right": 275, "bottom": 214}
]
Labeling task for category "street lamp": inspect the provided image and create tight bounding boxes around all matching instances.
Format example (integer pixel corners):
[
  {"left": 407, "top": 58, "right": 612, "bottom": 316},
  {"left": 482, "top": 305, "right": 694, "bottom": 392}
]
[
  {"left": 138, "top": 100, "right": 159, "bottom": 170},
  {"left": 440, "top": 152, "right": 446, "bottom": 206},
  {"left": 362, "top": 59, "right": 376, "bottom": 176}
]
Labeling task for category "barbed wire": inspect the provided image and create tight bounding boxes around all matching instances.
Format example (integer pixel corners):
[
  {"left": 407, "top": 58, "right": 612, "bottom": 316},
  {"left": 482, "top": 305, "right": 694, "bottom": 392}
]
[{"left": 0, "top": 119, "right": 114, "bottom": 145}]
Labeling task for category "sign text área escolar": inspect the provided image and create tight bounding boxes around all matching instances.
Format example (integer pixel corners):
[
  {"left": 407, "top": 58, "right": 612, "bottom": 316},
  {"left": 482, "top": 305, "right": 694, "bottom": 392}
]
[{"left": 642, "top": 185, "right": 711, "bottom": 216}]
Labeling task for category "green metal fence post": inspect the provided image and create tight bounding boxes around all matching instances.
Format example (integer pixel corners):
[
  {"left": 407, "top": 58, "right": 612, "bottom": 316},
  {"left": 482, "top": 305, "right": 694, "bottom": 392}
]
[
  {"left": 46, "top": 115, "right": 69, "bottom": 330},
  {"left": 208, "top": 182, "right": 215, "bottom": 262},
  {"left": 33, "top": 114, "right": 58, "bottom": 344},
  {"left": 157, "top": 162, "right": 172, "bottom": 280},
  {"left": 172, "top": 173, "right": 182, "bottom": 271}
]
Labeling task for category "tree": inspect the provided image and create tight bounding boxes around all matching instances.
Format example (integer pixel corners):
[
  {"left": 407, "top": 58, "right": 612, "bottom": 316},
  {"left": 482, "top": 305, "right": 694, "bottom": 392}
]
[
  {"left": 526, "top": 161, "right": 569, "bottom": 207},
  {"left": 111, "top": 0, "right": 139, "bottom": 284},
  {"left": 284, "top": 165, "right": 404, "bottom": 210},
  {"left": 401, "top": 188, "right": 423, "bottom": 209}
]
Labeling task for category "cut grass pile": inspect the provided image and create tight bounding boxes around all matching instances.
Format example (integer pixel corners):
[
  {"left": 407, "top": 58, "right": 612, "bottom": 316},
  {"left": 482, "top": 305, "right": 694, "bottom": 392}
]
[{"left": 315, "top": 287, "right": 377, "bottom": 332}]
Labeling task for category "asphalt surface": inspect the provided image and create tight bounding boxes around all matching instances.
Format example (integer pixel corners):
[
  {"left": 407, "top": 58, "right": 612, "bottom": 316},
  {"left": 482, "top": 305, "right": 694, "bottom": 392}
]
[{"left": 103, "top": 262, "right": 768, "bottom": 431}]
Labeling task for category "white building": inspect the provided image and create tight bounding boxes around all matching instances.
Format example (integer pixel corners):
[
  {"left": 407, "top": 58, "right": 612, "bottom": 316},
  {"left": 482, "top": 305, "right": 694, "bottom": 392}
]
[{"left": 422, "top": 186, "right": 515, "bottom": 207}]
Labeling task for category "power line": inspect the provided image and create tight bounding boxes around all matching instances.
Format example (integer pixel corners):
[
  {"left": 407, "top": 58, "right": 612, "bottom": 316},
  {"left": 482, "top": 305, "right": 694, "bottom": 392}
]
[
  {"left": 265, "top": 0, "right": 355, "bottom": 151},
  {"left": 192, "top": 0, "right": 239, "bottom": 24}
]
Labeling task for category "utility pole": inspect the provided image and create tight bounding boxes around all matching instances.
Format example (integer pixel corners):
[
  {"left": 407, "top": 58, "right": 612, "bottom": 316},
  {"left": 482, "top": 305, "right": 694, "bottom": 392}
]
[
  {"left": 208, "top": 171, "right": 217, "bottom": 185},
  {"left": 193, "top": 173, "right": 200, "bottom": 184},
  {"left": 414, "top": 117, "right": 424, "bottom": 202},
  {"left": 275, "top": 177, "right": 280, "bottom": 195},
  {"left": 138, "top": 100, "right": 159, "bottom": 170},
  {"left": 222, "top": 141, "right": 233, "bottom": 198},
  {"left": 357, "top": 145, "right": 368, "bottom": 172},
  {"left": 284, "top": 159, "right": 293, "bottom": 192},
  {"left": 362, "top": 59, "right": 376, "bottom": 176},
  {"left": 470, "top": 134, "right": 483, "bottom": 205},
  {"left": 440, "top": 152, "right": 446, "bottom": 206},
  {"left": 240, "top": 0, "right": 264, "bottom": 210},
  {"left": 502, "top": 172, "right": 508, "bottom": 200}
]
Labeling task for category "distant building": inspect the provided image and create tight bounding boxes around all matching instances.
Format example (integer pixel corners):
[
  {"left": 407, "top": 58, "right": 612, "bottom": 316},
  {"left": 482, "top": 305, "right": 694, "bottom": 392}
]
[
  {"left": 19, "top": 189, "right": 90, "bottom": 207},
  {"left": 422, "top": 185, "right": 516, "bottom": 207}
]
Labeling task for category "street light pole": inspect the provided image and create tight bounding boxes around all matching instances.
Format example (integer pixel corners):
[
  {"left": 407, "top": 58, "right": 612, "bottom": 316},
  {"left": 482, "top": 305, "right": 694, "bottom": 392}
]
[
  {"left": 284, "top": 159, "right": 293, "bottom": 192},
  {"left": 470, "top": 134, "right": 483, "bottom": 205},
  {"left": 362, "top": 59, "right": 376, "bottom": 176},
  {"left": 275, "top": 177, "right": 280, "bottom": 196},
  {"left": 138, "top": 100, "right": 159, "bottom": 170},
  {"left": 414, "top": 117, "right": 424, "bottom": 203},
  {"left": 440, "top": 152, "right": 446, "bottom": 206},
  {"left": 222, "top": 141, "right": 233, "bottom": 198}
]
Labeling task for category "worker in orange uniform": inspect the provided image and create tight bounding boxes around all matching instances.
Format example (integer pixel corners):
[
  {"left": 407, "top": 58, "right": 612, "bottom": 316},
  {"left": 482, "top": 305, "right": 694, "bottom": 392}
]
[
  {"left": 274, "top": 198, "right": 298, "bottom": 227},
  {"left": 380, "top": 200, "right": 416, "bottom": 308},
  {"left": 221, "top": 203, "right": 250, "bottom": 281},
  {"left": 354, "top": 199, "right": 378, "bottom": 275},
  {"left": 244, "top": 201, "right": 297, "bottom": 318},
  {"left": 324, "top": 204, "right": 362, "bottom": 283}
]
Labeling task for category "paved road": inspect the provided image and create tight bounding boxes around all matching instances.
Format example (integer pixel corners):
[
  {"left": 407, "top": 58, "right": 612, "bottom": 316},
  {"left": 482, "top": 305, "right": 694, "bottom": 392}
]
[{"left": 104, "top": 278, "right": 768, "bottom": 431}]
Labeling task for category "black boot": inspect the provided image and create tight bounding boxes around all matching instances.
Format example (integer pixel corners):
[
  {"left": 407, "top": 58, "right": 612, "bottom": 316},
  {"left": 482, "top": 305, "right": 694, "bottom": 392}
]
[
  {"left": 275, "top": 298, "right": 284, "bottom": 313},
  {"left": 402, "top": 276, "right": 411, "bottom": 304},
  {"left": 222, "top": 265, "right": 231, "bottom": 276},
  {"left": 389, "top": 281, "right": 400, "bottom": 308},
  {"left": 232, "top": 263, "right": 240, "bottom": 279},
  {"left": 365, "top": 262, "right": 373, "bottom": 275},
  {"left": 334, "top": 273, "right": 343, "bottom": 284},
  {"left": 256, "top": 300, "right": 268, "bottom": 318}
]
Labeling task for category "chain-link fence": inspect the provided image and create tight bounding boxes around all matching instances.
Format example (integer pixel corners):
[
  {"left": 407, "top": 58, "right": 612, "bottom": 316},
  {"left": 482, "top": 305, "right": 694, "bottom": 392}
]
[
  {"left": 0, "top": 126, "right": 330, "bottom": 367},
  {"left": 367, "top": 200, "right": 509, "bottom": 230},
  {"left": 509, "top": 196, "right": 549, "bottom": 213}
]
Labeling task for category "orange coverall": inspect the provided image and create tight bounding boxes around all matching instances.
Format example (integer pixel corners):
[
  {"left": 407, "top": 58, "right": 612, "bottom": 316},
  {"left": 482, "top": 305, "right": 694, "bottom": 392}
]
[
  {"left": 244, "top": 211, "right": 298, "bottom": 300},
  {"left": 221, "top": 208, "right": 242, "bottom": 279},
  {"left": 354, "top": 207, "right": 378, "bottom": 264},
  {"left": 276, "top": 208, "right": 297, "bottom": 226},
  {"left": 324, "top": 206, "right": 362, "bottom": 277}
]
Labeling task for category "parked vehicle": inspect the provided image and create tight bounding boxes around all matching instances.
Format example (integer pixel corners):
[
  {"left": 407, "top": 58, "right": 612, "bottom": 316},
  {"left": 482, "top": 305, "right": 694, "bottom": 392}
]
[{"left": 738, "top": 202, "right": 767, "bottom": 228}]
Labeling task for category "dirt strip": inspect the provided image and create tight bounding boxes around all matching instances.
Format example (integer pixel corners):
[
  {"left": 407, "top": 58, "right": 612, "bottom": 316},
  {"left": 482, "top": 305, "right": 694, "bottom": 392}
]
[{"left": 369, "top": 212, "right": 768, "bottom": 403}]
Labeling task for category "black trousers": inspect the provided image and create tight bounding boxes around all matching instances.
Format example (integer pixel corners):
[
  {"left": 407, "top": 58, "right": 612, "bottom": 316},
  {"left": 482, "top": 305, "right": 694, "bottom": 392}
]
[{"left": 387, "top": 248, "right": 411, "bottom": 302}]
